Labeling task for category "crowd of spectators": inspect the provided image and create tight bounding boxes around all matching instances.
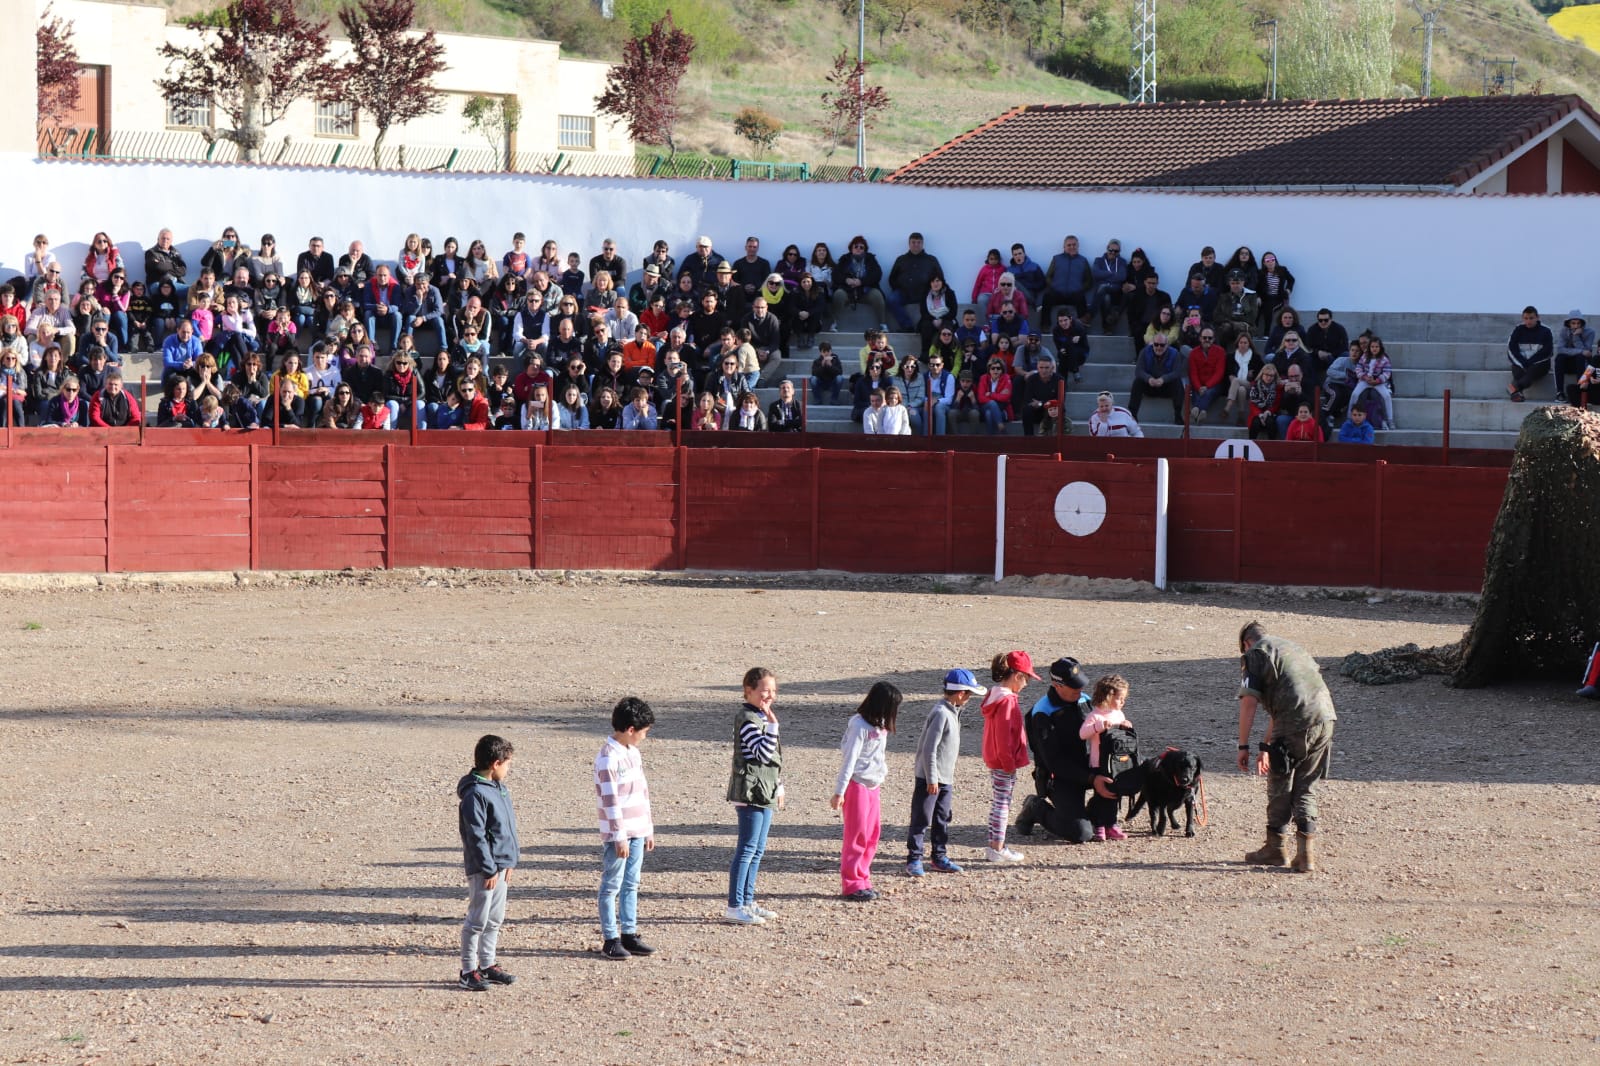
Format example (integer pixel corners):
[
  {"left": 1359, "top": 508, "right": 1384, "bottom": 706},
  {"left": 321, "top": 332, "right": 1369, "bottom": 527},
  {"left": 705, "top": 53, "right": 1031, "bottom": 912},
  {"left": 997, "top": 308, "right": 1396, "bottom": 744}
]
[{"left": 1, "top": 226, "right": 1387, "bottom": 442}]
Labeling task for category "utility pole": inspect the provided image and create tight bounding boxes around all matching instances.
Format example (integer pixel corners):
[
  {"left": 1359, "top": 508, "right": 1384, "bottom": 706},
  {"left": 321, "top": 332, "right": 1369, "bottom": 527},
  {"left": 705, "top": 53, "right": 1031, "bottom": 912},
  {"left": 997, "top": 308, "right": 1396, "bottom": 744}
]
[
  {"left": 1255, "top": 18, "right": 1278, "bottom": 100},
  {"left": 1482, "top": 57, "right": 1517, "bottom": 95},
  {"left": 857, "top": 0, "right": 866, "bottom": 170},
  {"left": 1129, "top": 0, "right": 1156, "bottom": 103},
  {"left": 1411, "top": 0, "right": 1445, "bottom": 98}
]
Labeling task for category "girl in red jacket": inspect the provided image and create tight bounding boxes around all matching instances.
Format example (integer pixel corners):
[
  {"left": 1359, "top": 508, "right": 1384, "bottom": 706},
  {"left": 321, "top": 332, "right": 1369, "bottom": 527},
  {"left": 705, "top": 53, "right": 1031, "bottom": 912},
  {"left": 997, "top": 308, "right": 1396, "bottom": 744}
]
[
  {"left": 981, "top": 650, "right": 1039, "bottom": 863},
  {"left": 977, "top": 357, "right": 1015, "bottom": 435}
]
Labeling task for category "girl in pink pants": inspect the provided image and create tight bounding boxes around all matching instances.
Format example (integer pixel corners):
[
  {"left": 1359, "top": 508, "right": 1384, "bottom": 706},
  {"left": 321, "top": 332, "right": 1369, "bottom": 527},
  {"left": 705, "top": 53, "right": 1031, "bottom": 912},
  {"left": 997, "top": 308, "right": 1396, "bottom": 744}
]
[{"left": 830, "top": 681, "right": 903, "bottom": 902}]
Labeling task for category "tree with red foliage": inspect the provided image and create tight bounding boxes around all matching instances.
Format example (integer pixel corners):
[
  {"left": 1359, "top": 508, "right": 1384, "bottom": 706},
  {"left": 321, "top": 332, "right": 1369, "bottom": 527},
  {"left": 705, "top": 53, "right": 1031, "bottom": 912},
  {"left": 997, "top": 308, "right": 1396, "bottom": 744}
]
[
  {"left": 820, "top": 50, "right": 891, "bottom": 162},
  {"left": 156, "top": 0, "right": 337, "bottom": 163},
  {"left": 37, "top": 4, "right": 81, "bottom": 132},
  {"left": 335, "top": 0, "right": 448, "bottom": 166},
  {"left": 595, "top": 12, "right": 696, "bottom": 158}
]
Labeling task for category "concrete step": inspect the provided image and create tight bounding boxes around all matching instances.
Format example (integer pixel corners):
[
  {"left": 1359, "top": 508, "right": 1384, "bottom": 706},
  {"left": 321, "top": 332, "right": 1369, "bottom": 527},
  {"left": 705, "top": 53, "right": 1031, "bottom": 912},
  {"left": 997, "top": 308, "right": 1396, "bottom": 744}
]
[{"left": 1327, "top": 312, "right": 1523, "bottom": 343}]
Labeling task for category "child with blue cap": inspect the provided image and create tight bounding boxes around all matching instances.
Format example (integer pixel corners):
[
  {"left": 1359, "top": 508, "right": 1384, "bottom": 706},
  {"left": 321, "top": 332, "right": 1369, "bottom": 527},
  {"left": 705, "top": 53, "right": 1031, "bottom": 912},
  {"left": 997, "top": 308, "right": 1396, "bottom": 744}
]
[{"left": 905, "top": 668, "right": 988, "bottom": 877}]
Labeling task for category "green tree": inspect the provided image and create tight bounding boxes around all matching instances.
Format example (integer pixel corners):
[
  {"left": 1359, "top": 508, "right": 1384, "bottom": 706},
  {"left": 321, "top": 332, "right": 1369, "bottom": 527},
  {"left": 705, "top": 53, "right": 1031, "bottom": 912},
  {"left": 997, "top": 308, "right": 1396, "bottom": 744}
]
[
  {"left": 733, "top": 106, "right": 782, "bottom": 157},
  {"left": 1280, "top": 0, "right": 1394, "bottom": 99}
]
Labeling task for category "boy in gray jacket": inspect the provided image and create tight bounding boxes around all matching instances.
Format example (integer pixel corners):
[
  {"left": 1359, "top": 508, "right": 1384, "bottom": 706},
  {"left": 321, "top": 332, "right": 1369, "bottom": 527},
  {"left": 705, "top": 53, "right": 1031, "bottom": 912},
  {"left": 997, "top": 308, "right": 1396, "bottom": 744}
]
[
  {"left": 905, "top": 669, "right": 988, "bottom": 877},
  {"left": 457, "top": 734, "right": 519, "bottom": 992}
]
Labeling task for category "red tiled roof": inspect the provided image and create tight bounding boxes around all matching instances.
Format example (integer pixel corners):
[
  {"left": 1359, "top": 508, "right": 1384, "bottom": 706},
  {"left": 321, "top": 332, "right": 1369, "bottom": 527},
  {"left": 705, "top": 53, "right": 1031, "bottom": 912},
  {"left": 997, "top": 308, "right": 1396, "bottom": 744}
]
[{"left": 885, "top": 95, "right": 1600, "bottom": 190}]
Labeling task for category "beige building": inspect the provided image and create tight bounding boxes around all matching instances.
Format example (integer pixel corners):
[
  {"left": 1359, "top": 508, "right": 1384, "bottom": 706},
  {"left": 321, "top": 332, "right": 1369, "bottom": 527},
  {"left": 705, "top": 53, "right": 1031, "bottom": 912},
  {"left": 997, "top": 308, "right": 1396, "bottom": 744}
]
[{"left": 36, "top": 0, "right": 632, "bottom": 167}]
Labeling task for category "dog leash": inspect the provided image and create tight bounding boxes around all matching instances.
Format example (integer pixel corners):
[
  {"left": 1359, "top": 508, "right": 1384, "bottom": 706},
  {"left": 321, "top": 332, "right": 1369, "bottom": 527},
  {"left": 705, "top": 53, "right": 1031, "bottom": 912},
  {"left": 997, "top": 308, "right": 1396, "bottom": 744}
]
[{"left": 1195, "top": 774, "right": 1208, "bottom": 828}]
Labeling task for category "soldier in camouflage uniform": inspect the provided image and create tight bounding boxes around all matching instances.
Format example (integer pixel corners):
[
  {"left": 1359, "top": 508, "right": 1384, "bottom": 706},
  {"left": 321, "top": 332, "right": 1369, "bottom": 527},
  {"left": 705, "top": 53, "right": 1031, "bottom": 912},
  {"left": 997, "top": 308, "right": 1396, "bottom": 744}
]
[{"left": 1235, "top": 621, "right": 1337, "bottom": 873}]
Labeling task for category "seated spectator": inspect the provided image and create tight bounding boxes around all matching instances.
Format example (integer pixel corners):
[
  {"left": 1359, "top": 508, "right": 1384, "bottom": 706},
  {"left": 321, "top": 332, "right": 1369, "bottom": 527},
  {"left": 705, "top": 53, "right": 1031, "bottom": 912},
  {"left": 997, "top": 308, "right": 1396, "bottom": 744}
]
[
  {"left": 355, "top": 388, "right": 391, "bottom": 430},
  {"left": 157, "top": 376, "right": 196, "bottom": 428},
  {"left": 1320, "top": 341, "right": 1358, "bottom": 433},
  {"left": 863, "top": 381, "right": 908, "bottom": 435},
  {"left": 768, "top": 379, "right": 802, "bottom": 432},
  {"left": 774, "top": 245, "right": 807, "bottom": 292},
  {"left": 638, "top": 294, "right": 670, "bottom": 342},
  {"left": 856, "top": 329, "right": 896, "bottom": 375},
  {"left": 746, "top": 297, "right": 784, "bottom": 384},
  {"left": 396, "top": 233, "right": 428, "bottom": 286},
  {"left": 1125, "top": 268, "right": 1171, "bottom": 345},
  {"left": 1087, "top": 390, "right": 1142, "bottom": 437},
  {"left": 972, "top": 248, "right": 1005, "bottom": 314},
  {"left": 162, "top": 319, "right": 203, "bottom": 383},
  {"left": 831, "top": 236, "right": 886, "bottom": 326},
  {"left": 1186, "top": 245, "right": 1227, "bottom": 291},
  {"left": 26, "top": 345, "right": 69, "bottom": 423},
  {"left": 620, "top": 386, "right": 658, "bottom": 430},
  {"left": 520, "top": 381, "right": 553, "bottom": 429},
  {"left": 989, "top": 334, "right": 1018, "bottom": 374},
  {"left": 1020, "top": 353, "right": 1066, "bottom": 437},
  {"left": 553, "top": 381, "right": 590, "bottom": 430},
  {"left": 709, "top": 262, "right": 745, "bottom": 321},
  {"left": 1222, "top": 331, "right": 1261, "bottom": 426},
  {"left": 1174, "top": 273, "right": 1218, "bottom": 325},
  {"left": 811, "top": 341, "right": 843, "bottom": 405},
  {"left": 591, "top": 350, "right": 626, "bottom": 400},
  {"left": 1049, "top": 310, "right": 1091, "bottom": 382},
  {"left": 446, "top": 377, "right": 491, "bottom": 431},
  {"left": 897, "top": 355, "right": 928, "bottom": 435},
  {"left": 188, "top": 352, "right": 225, "bottom": 410},
  {"left": 338, "top": 241, "right": 373, "bottom": 289},
  {"left": 1337, "top": 404, "right": 1375, "bottom": 444},
  {"left": 851, "top": 357, "right": 888, "bottom": 423},
  {"left": 383, "top": 350, "right": 423, "bottom": 429},
  {"left": 0, "top": 348, "right": 27, "bottom": 425},
  {"left": 1275, "top": 365, "right": 1310, "bottom": 437},
  {"left": 77, "top": 346, "right": 109, "bottom": 399},
  {"left": 100, "top": 270, "right": 132, "bottom": 351},
  {"left": 949, "top": 368, "right": 981, "bottom": 433},
  {"left": 725, "top": 388, "right": 767, "bottom": 432},
  {"left": 1302, "top": 308, "right": 1349, "bottom": 385},
  {"left": 28, "top": 290, "right": 75, "bottom": 361},
  {"left": 1143, "top": 306, "right": 1181, "bottom": 349},
  {"left": 1043, "top": 235, "right": 1094, "bottom": 322},
  {"left": 1283, "top": 401, "right": 1323, "bottom": 442},
  {"left": 953, "top": 307, "right": 989, "bottom": 357},
  {"left": 885, "top": 232, "right": 941, "bottom": 332},
  {"left": 1256, "top": 251, "right": 1295, "bottom": 329},
  {"left": 230, "top": 351, "right": 271, "bottom": 415},
  {"left": 145, "top": 228, "right": 188, "bottom": 290},
  {"left": 1265, "top": 306, "right": 1304, "bottom": 353},
  {"left": 587, "top": 270, "right": 623, "bottom": 316},
  {"left": 264, "top": 377, "right": 304, "bottom": 429},
  {"left": 90, "top": 369, "right": 141, "bottom": 427},
  {"left": 223, "top": 383, "right": 261, "bottom": 429},
  {"left": 269, "top": 351, "right": 310, "bottom": 425},
  {"left": 977, "top": 356, "right": 1014, "bottom": 435},
  {"left": 296, "top": 236, "right": 335, "bottom": 286},
  {"left": 1247, "top": 363, "right": 1282, "bottom": 440},
  {"left": 590, "top": 385, "right": 624, "bottom": 429},
  {"left": 1091, "top": 239, "right": 1129, "bottom": 331},
  {"left": 690, "top": 290, "right": 730, "bottom": 353},
  {"left": 1269, "top": 331, "right": 1314, "bottom": 383},
  {"left": 305, "top": 344, "right": 341, "bottom": 427},
  {"left": 0, "top": 316, "right": 27, "bottom": 369},
  {"left": 690, "top": 389, "right": 721, "bottom": 431},
  {"left": 924, "top": 350, "right": 956, "bottom": 435},
  {"left": 1556, "top": 310, "right": 1595, "bottom": 402},
  {"left": 195, "top": 394, "right": 225, "bottom": 429},
  {"left": 266, "top": 306, "right": 298, "bottom": 360},
  {"left": 705, "top": 349, "right": 747, "bottom": 413},
  {"left": 1223, "top": 245, "right": 1259, "bottom": 288},
  {"left": 806, "top": 242, "right": 836, "bottom": 296},
  {"left": 926, "top": 325, "right": 962, "bottom": 378},
  {"left": 1351, "top": 337, "right": 1396, "bottom": 429},
  {"left": 126, "top": 281, "right": 155, "bottom": 353},
  {"left": 318, "top": 383, "right": 360, "bottom": 429},
  {"left": 629, "top": 264, "right": 666, "bottom": 313},
  {"left": 216, "top": 293, "right": 259, "bottom": 369},
  {"left": 41, "top": 373, "right": 88, "bottom": 428},
  {"left": 199, "top": 227, "right": 247, "bottom": 282},
  {"left": 1129, "top": 334, "right": 1185, "bottom": 426},
  {"left": 1187, "top": 328, "right": 1226, "bottom": 424},
  {"left": 654, "top": 350, "right": 694, "bottom": 414},
  {"left": 403, "top": 275, "right": 447, "bottom": 354},
  {"left": 1212, "top": 272, "right": 1259, "bottom": 351},
  {"left": 622, "top": 324, "right": 656, "bottom": 372},
  {"left": 546, "top": 316, "right": 583, "bottom": 371},
  {"left": 365, "top": 265, "right": 403, "bottom": 354}
]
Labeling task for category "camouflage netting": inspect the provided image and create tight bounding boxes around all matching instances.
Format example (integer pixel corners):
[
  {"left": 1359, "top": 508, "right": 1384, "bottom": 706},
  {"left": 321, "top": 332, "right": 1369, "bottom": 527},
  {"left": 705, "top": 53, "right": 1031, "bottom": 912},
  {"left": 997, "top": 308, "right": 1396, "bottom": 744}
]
[{"left": 1342, "top": 406, "right": 1600, "bottom": 689}]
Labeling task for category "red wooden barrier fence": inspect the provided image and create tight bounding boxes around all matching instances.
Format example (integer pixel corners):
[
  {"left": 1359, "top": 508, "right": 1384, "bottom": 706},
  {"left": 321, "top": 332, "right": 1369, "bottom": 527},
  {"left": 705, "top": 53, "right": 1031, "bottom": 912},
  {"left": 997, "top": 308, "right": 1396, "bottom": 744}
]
[{"left": 0, "top": 441, "right": 1507, "bottom": 591}]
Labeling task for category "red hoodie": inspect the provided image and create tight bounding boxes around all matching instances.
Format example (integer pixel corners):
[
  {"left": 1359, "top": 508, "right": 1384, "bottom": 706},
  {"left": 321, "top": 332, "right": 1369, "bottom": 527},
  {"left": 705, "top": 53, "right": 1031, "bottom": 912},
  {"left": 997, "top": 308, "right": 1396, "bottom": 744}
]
[{"left": 981, "top": 687, "right": 1029, "bottom": 772}]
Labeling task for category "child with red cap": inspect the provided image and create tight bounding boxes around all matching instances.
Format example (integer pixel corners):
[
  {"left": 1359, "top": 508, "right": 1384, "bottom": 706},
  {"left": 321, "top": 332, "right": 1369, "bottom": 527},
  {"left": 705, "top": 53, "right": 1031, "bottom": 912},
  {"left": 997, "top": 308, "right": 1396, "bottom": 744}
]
[{"left": 981, "top": 650, "right": 1040, "bottom": 863}]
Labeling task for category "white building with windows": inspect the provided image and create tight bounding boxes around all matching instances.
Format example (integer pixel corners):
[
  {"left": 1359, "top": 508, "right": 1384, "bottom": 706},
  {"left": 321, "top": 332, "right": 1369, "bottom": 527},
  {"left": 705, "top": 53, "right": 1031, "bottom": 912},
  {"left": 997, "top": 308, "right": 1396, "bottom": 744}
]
[{"left": 37, "top": 0, "right": 632, "bottom": 167}]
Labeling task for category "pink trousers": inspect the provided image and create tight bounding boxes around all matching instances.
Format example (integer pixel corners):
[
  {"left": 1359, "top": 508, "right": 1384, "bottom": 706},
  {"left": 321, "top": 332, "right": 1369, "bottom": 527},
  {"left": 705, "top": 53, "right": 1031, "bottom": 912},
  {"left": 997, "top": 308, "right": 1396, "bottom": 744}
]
[{"left": 840, "top": 780, "right": 882, "bottom": 894}]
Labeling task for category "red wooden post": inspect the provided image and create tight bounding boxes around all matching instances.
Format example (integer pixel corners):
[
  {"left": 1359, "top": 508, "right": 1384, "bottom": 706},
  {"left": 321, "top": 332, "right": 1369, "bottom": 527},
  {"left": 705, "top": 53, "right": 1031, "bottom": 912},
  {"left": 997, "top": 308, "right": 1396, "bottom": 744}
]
[
  {"left": 1231, "top": 455, "right": 1244, "bottom": 583},
  {"left": 531, "top": 444, "right": 546, "bottom": 570},
  {"left": 272, "top": 374, "right": 281, "bottom": 446},
  {"left": 943, "top": 450, "right": 956, "bottom": 572},
  {"left": 248, "top": 444, "right": 259, "bottom": 571},
  {"left": 674, "top": 445, "right": 689, "bottom": 570},
  {"left": 673, "top": 376, "right": 684, "bottom": 447},
  {"left": 383, "top": 443, "right": 395, "bottom": 570},
  {"left": 138, "top": 376, "right": 147, "bottom": 446},
  {"left": 808, "top": 448, "right": 821, "bottom": 570},
  {"left": 1182, "top": 384, "right": 1192, "bottom": 441},
  {"left": 1311, "top": 385, "right": 1322, "bottom": 461},
  {"left": 1441, "top": 387, "right": 1452, "bottom": 466},
  {"left": 4, "top": 380, "right": 12, "bottom": 448},
  {"left": 409, "top": 374, "right": 419, "bottom": 446},
  {"left": 925, "top": 389, "right": 934, "bottom": 438},
  {"left": 104, "top": 444, "right": 114, "bottom": 573},
  {"left": 1055, "top": 378, "right": 1065, "bottom": 445},
  {"left": 799, "top": 383, "right": 808, "bottom": 433},
  {"left": 1372, "top": 460, "right": 1386, "bottom": 588}
]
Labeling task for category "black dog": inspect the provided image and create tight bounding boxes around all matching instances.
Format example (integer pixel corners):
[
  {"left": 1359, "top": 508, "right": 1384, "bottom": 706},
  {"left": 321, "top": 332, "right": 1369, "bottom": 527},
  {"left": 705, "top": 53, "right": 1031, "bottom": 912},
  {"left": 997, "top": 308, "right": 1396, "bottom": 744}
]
[{"left": 1126, "top": 748, "right": 1203, "bottom": 837}]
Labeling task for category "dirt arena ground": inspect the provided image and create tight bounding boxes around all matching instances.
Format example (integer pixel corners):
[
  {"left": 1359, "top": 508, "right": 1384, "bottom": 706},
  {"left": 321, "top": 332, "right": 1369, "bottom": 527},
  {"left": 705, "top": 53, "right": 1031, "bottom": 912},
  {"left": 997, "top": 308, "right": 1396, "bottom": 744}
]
[{"left": 0, "top": 570, "right": 1596, "bottom": 1066}]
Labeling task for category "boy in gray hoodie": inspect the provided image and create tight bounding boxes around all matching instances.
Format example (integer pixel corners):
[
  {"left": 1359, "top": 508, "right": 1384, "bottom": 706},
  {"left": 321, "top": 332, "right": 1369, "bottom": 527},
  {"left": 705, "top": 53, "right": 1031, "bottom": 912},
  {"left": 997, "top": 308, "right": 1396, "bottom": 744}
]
[
  {"left": 457, "top": 734, "right": 519, "bottom": 992},
  {"left": 905, "top": 669, "right": 988, "bottom": 877}
]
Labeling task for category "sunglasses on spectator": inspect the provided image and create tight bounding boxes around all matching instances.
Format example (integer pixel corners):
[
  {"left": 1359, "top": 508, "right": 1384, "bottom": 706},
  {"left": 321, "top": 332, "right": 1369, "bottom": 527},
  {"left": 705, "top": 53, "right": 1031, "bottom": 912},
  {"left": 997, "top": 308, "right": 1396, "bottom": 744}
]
[{"left": 63, "top": 387, "right": 79, "bottom": 393}]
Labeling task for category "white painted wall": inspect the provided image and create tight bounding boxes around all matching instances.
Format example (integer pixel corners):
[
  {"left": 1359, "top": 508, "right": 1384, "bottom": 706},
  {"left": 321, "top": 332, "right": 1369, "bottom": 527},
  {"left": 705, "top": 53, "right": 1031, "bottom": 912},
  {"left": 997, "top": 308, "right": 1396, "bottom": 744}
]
[{"left": 2, "top": 155, "right": 1596, "bottom": 315}]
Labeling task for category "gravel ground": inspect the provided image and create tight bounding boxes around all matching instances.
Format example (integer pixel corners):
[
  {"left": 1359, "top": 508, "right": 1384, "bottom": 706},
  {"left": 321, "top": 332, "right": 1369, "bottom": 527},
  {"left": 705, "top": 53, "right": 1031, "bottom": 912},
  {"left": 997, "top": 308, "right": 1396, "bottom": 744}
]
[{"left": 0, "top": 570, "right": 1596, "bottom": 1066}]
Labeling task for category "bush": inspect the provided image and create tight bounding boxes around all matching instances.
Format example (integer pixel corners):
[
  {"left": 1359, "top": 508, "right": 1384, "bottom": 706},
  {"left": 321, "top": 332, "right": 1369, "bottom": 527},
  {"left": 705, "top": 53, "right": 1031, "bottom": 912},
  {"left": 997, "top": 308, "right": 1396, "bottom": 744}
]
[{"left": 732, "top": 106, "right": 783, "bottom": 157}]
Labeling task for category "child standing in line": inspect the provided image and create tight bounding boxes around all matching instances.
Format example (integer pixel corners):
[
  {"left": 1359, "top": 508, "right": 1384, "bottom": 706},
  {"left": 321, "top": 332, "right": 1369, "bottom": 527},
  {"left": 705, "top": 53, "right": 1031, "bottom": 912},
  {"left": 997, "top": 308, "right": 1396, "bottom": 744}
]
[
  {"left": 982, "top": 651, "right": 1040, "bottom": 864},
  {"left": 457, "top": 734, "right": 519, "bottom": 993},
  {"left": 829, "top": 681, "right": 903, "bottom": 902},
  {"left": 595, "top": 697, "right": 657, "bottom": 961},
  {"left": 1081, "top": 674, "right": 1134, "bottom": 841},
  {"left": 726, "top": 667, "right": 784, "bottom": 925},
  {"left": 906, "top": 669, "right": 988, "bottom": 877}
]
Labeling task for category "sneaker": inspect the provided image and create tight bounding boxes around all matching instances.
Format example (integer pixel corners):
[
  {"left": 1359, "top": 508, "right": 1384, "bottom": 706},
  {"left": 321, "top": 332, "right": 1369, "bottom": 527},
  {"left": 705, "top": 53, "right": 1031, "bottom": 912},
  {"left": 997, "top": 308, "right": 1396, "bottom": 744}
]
[
  {"left": 930, "top": 857, "right": 964, "bottom": 873},
  {"left": 723, "top": 905, "right": 764, "bottom": 925},
  {"left": 458, "top": 969, "right": 489, "bottom": 992},
  {"left": 984, "top": 846, "right": 1024, "bottom": 864},
  {"left": 601, "top": 938, "right": 631, "bottom": 961},
  {"left": 1105, "top": 825, "right": 1128, "bottom": 841},
  {"left": 480, "top": 964, "right": 516, "bottom": 985},
  {"left": 1579, "top": 685, "right": 1600, "bottom": 699},
  {"left": 1193, "top": 406, "right": 1206, "bottom": 425},
  {"left": 905, "top": 859, "right": 926, "bottom": 878},
  {"left": 749, "top": 903, "right": 778, "bottom": 920},
  {"left": 620, "top": 933, "right": 656, "bottom": 956},
  {"left": 843, "top": 888, "right": 879, "bottom": 902},
  {"left": 1092, "top": 827, "right": 1107, "bottom": 842}
]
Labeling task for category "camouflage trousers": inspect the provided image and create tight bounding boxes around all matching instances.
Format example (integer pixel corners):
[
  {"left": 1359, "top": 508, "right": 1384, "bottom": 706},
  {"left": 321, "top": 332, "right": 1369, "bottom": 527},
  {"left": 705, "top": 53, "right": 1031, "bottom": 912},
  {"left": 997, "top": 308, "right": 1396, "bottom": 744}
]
[{"left": 1266, "top": 718, "right": 1334, "bottom": 834}]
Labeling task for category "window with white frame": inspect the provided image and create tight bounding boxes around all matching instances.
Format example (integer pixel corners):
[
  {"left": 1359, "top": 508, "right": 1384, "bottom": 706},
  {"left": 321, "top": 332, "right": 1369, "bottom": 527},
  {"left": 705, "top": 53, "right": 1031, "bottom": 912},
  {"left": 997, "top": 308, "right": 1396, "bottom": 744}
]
[
  {"left": 166, "top": 94, "right": 213, "bottom": 130},
  {"left": 316, "top": 100, "right": 358, "bottom": 138},
  {"left": 558, "top": 114, "right": 595, "bottom": 150}
]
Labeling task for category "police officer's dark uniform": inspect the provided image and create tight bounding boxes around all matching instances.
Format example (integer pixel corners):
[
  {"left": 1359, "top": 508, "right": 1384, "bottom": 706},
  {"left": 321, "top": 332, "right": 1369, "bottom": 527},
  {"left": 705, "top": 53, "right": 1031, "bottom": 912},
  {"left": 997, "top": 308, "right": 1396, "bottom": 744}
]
[
  {"left": 1236, "top": 621, "right": 1337, "bottom": 873},
  {"left": 1015, "top": 657, "right": 1115, "bottom": 844}
]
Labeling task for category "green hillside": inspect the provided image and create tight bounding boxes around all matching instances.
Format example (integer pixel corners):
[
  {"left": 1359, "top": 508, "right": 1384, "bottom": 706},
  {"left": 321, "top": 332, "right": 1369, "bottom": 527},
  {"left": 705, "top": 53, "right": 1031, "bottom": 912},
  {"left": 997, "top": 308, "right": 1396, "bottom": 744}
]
[{"left": 161, "top": 0, "right": 1600, "bottom": 167}]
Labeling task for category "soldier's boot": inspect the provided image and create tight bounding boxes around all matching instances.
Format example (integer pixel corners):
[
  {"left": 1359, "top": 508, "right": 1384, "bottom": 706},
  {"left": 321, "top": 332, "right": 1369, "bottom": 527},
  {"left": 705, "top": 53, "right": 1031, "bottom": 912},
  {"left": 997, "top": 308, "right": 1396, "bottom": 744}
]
[
  {"left": 1243, "top": 831, "right": 1287, "bottom": 866},
  {"left": 1290, "top": 831, "right": 1316, "bottom": 873}
]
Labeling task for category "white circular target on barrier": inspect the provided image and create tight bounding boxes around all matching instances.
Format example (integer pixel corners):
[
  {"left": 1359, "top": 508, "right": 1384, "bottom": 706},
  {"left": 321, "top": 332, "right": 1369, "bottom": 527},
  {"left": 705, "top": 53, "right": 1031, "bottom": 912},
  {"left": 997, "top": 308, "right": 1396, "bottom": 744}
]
[{"left": 1053, "top": 482, "right": 1107, "bottom": 537}]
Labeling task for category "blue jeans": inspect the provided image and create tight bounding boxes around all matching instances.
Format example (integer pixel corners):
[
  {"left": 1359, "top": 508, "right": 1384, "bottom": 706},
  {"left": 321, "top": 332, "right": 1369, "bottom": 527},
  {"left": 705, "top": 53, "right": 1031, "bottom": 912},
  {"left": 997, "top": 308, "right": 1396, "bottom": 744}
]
[
  {"left": 365, "top": 310, "right": 401, "bottom": 352},
  {"left": 810, "top": 375, "right": 841, "bottom": 404},
  {"left": 981, "top": 400, "right": 1007, "bottom": 434},
  {"left": 907, "top": 404, "right": 925, "bottom": 436},
  {"left": 386, "top": 398, "right": 427, "bottom": 429},
  {"left": 404, "top": 318, "right": 448, "bottom": 354},
  {"left": 1193, "top": 382, "right": 1226, "bottom": 412},
  {"left": 727, "top": 804, "right": 774, "bottom": 909},
  {"left": 599, "top": 838, "right": 646, "bottom": 940},
  {"left": 886, "top": 290, "right": 916, "bottom": 330},
  {"left": 930, "top": 401, "right": 950, "bottom": 435}
]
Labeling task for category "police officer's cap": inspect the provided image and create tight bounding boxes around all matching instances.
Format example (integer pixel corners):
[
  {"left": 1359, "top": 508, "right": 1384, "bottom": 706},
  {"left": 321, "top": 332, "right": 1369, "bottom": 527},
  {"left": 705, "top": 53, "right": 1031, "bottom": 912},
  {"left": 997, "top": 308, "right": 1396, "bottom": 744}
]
[{"left": 1049, "top": 657, "right": 1088, "bottom": 689}]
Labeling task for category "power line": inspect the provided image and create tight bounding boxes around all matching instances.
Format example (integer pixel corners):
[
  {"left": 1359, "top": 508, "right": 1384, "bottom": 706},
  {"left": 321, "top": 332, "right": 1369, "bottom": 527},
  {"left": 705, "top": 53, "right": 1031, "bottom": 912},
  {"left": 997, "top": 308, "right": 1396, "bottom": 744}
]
[
  {"left": 1255, "top": 18, "right": 1278, "bottom": 101},
  {"left": 1411, "top": 0, "right": 1447, "bottom": 98}
]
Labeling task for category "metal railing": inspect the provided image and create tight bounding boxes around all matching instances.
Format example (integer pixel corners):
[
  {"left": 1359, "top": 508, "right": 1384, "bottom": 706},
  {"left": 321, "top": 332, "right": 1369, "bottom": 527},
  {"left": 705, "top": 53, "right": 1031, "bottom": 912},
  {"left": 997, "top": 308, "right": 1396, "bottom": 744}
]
[{"left": 37, "top": 127, "right": 890, "bottom": 182}]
